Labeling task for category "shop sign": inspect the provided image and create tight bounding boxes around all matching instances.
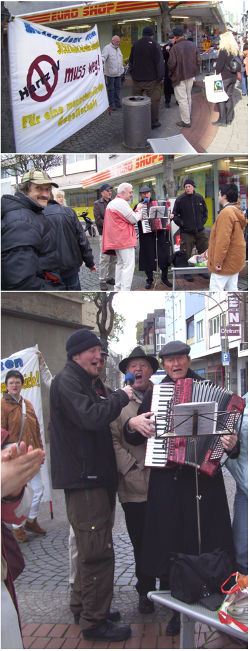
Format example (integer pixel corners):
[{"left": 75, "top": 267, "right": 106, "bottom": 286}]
[
  {"left": 82, "top": 154, "right": 163, "bottom": 187},
  {"left": 228, "top": 294, "right": 240, "bottom": 310},
  {"left": 220, "top": 325, "right": 241, "bottom": 337},
  {"left": 22, "top": 2, "right": 159, "bottom": 25},
  {"left": 7, "top": 19, "right": 108, "bottom": 152}
]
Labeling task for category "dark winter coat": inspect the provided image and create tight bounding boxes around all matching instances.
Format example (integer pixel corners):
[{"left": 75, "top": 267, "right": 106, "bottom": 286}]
[
  {"left": 216, "top": 49, "right": 237, "bottom": 81},
  {"left": 129, "top": 36, "right": 165, "bottom": 82},
  {"left": 1, "top": 192, "right": 63, "bottom": 290},
  {"left": 44, "top": 200, "right": 94, "bottom": 274},
  {"left": 168, "top": 37, "right": 201, "bottom": 86},
  {"left": 94, "top": 196, "right": 110, "bottom": 235},
  {"left": 125, "top": 369, "right": 238, "bottom": 577},
  {"left": 49, "top": 360, "right": 129, "bottom": 493},
  {"left": 172, "top": 191, "right": 208, "bottom": 233},
  {"left": 136, "top": 200, "right": 171, "bottom": 272}
]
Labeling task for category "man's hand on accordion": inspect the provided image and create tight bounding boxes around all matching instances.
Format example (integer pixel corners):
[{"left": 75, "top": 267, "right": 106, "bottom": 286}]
[
  {"left": 128, "top": 412, "right": 155, "bottom": 438},
  {"left": 220, "top": 431, "right": 238, "bottom": 452}
]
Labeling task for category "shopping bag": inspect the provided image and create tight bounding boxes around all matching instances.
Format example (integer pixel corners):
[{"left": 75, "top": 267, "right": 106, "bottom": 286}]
[
  {"left": 218, "top": 572, "right": 248, "bottom": 633},
  {"left": 204, "top": 74, "right": 229, "bottom": 103}
]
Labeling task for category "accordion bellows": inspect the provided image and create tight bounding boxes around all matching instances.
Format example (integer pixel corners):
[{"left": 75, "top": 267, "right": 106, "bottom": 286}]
[{"left": 145, "top": 378, "right": 245, "bottom": 476}]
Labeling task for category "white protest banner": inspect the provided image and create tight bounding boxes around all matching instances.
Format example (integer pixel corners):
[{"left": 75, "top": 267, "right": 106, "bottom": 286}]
[
  {"left": 7, "top": 18, "right": 109, "bottom": 152},
  {"left": 1, "top": 345, "right": 52, "bottom": 506}
]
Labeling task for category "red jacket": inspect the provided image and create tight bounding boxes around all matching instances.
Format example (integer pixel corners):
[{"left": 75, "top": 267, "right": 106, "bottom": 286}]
[{"left": 102, "top": 195, "right": 140, "bottom": 253}]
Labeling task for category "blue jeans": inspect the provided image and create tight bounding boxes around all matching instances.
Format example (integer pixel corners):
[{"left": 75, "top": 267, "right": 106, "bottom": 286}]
[
  {"left": 106, "top": 76, "right": 122, "bottom": 107},
  {"left": 232, "top": 487, "right": 248, "bottom": 574},
  {"left": 61, "top": 270, "right": 81, "bottom": 290},
  {"left": 241, "top": 71, "right": 248, "bottom": 95}
]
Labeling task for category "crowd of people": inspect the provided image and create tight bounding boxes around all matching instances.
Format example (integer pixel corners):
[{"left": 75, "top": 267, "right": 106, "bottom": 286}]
[
  {"left": 101, "top": 26, "right": 248, "bottom": 130},
  {"left": 1, "top": 330, "right": 248, "bottom": 646},
  {"left": 1, "top": 168, "right": 247, "bottom": 292}
]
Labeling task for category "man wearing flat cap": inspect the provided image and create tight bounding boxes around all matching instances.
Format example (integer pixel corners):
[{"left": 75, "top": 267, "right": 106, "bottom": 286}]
[
  {"left": 170, "top": 178, "right": 209, "bottom": 281},
  {"left": 129, "top": 26, "right": 165, "bottom": 129},
  {"left": 111, "top": 347, "right": 160, "bottom": 614},
  {"left": 94, "top": 184, "right": 116, "bottom": 290},
  {"left": 168, "top": 27, "right": 201, "bottom": 128},
  {"left": 125, "top": 340, "right": 238, "bottom": 636},
  {"left": 1, "top": 169, "right": 64, "bottom": 290},
  {"left": 136, "top": 184, "right": 172, "bottom": 289},
  {"left": 49, "top": 329, "right": 134, "bottom": 643}
]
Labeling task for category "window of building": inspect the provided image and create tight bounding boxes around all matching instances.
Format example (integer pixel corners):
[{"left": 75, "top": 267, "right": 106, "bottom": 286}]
[
  {"left": 187, "top": 317, "right": 194, "bottom": 343},
  {"left": 156, "top": 333, "right": 166, "bottom": 351},
  {"left": 196, "top": 320, "right": 204, "bottom": 341},
  {"left": 148, "top": 333, "right": 154, "bottom": 346},
  {"left": 209, "top": 315, "right": 220, "bottom": 336}
]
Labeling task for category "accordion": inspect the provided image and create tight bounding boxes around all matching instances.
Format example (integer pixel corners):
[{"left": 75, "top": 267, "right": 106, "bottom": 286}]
[
  {"left": 141, "top": 204, "right": 170, "bottom": 234},
  {"left": 145, "top": 379, "right": 245, "bottom": 476}
]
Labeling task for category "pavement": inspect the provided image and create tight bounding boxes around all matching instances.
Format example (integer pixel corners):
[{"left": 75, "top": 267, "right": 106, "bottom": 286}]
[
  {"left": 13, "top": 458, "right": 247, "bottom": 650},
  {"left": 50, "top": 74, "right": 248, "bottom": 155},
  {"left": 79, "top": 235, "right": 248, "bottom": 292}
]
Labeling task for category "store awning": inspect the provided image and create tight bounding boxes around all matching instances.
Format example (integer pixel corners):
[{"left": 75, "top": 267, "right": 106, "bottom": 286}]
[{"left": 81, "top": 154, "right": 163, "bottom": 190}]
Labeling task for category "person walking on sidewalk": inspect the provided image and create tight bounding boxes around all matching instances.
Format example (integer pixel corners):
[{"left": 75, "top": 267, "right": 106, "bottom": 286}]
[
  {"left": 102, "top": 183, "right": 143, "bottom": 291},
  {"left": 49, "top": 329, "right": 134, "bottom": 642},
  {"left": 212, "top": 31, "right": 239, "bottom": 126},
  {"left": 1, "top": 370, "right": 46, "bottom": 542},
  {"left": 207, "top": 183, "right": 247, "bottom": 290},
  {"left": 129, "top": 26, "right": 164, "bottom": 129},
  {"left": 168, "top": 27, "right": 201, "bottom": 128},
  {"left": 94, "top": 183, "right": 116, "bottom": 290},
  {"left": 170, "top": 178, "right": 209, "bottom": 282},
  {"left": 102, "top": 35, "right": 124, "bottom": 110}
]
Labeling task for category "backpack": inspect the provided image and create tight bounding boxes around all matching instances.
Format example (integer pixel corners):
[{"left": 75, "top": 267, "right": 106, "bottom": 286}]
[{"left": 228, "top": 55, "right": 242, "bottom": 73}]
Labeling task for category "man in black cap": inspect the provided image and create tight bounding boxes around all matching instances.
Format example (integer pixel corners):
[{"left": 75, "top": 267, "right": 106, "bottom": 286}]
[
  {"left": 125, "top": 340, "right": 238, "bottom": 636},
  {"left": 168, "top": 27, "right": 201, "bottom": 128},
  {"left": 111, "top": 347, "right": 159, "bottom": 614},
  {"left": 49, "top": 328, "right": 134, "bottom": 642},
  {"left": 1, "top": 169, "right": 64, "bottom": 290},
  {"left": 170, "top": 178, "right": 209, "bottom": 281},
  {"left": 137, "top": 184, "right": 172, "bottom": 289},
  {"left": 94, "top": 183, "right": 116, "bottom": 290},
  {"left": 129, "top": 26, "right": 165, "bottom": 129}
]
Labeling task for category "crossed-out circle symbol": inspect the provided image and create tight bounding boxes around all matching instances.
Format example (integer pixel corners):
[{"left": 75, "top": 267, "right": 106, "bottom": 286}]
[{"left": 27, "top": 55, "right": 58, "bottom": 102}]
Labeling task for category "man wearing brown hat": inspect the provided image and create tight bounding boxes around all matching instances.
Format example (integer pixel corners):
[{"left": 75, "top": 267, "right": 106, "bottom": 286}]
[
  {"left": 94, "top": 183, "right": 116, "bottom": 290},
  {"left": 111, "top": 346, "right": 159, "bottom": 614},
  {"left": 168, "top": 27, "right": 201, "bottom": 128},
  {"left": 1, "top": 169, "right": 64, "bottom": 290},
  {"left": 126, "top": 340, "right": 238, "bottom": 636},
  {"left": 49, "top": 329, "right": 134, "bottom": 642}
]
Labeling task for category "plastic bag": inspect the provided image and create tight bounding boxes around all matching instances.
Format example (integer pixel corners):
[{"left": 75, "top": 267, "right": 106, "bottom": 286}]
[
  {"left": 218, "top": 572, "right": 248, "bottom": 633},
  {"left": 204, "top": 74, "right": 229, "bottom": 103}
]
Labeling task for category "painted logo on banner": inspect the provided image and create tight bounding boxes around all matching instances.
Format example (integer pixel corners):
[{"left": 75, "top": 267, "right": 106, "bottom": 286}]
[{"left": 7, "top": 19, "right": 108, "bottom": 152}]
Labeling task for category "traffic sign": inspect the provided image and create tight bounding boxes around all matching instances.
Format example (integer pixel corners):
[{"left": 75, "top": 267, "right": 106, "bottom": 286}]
[
  {"left": 222, "top": 352, "right": 230, "bottom": 366},
  {"left": 220, "top": 325, "right": 241, "bottom": 337}
]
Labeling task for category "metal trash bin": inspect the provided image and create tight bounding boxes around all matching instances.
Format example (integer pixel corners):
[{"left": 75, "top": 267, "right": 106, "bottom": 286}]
[{"left": 122, "top": 96, "right": 151, "bottom": 149}]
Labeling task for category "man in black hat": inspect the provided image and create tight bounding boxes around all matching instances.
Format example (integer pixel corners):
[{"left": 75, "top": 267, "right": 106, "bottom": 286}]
[
  {"left": 49, "top": 328, "right": 134, "bottom": 642},
  {"left": 168, "top": 27, "right": 201, "bottom": 128},
  {"left": 162, "top": 33, "right": 176, "bottom": 107},
  {"left": 94, "top": 183, "right": 116, "bottom": 290},
  {"left": 129, "top": 26, "right": 165, "bottom": 129},
  {"left": 126, "top": 340, "right": 238, "bottom": 635},
  {"left": 137, "top": 184, "right": 172, "bottom": 289},
  {"left": 111, "top": 347, "right": 159, "bottom": 614},
  {"left": 170, "top": 178, "right": 209, "bottom": 281}
]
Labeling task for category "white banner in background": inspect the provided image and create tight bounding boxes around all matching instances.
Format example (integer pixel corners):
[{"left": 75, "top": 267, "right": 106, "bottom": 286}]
[
  {"left": 7, "top": 18, "right": 109, "bottom": 152},
  {"left": 1, "top": 345, "right": 51, "bottom": 503}
]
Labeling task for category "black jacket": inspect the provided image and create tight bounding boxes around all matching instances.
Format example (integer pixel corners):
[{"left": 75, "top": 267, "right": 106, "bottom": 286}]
[
  {"left": 172, "top": 191, "right": 208, "bottom": 233},
  {"left": 1, "top": 192, "right": 63, "bottom": 290},
  {"left": 49, "top": 360, "right": 129, "bottom": 491},
  {"left": 129, "top": 36, "right": 164, "bottom": 82},
  {"left": 216, "top": 49, "right": 237, "bottom": 81},
  {"left": 44, "top": 200, "right": 94, "bottom": 273}
]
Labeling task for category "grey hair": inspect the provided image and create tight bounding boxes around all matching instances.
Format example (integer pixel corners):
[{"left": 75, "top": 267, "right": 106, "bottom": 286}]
[
  {"left": 117, "top": 182, "right": 132, "bottom": 195},
  {"left": 16, "top": 180, "right": 31, "bottom": 194}
]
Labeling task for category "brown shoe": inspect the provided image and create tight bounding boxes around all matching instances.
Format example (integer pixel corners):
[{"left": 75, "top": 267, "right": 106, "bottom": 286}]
[
  {"left": 25, "top": 518, "right": 46, "bottom": 535},
  {"left": 13, "top": 526, "right": 29, "bottom": 542}
]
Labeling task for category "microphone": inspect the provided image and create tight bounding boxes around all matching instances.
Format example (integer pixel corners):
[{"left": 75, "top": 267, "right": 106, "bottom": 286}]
[
  {"left": 125, "top": 372, "right": 135, "bottom": 386},
  {"left": 143, "top": 197, "right": 149, "bottom": 204}
]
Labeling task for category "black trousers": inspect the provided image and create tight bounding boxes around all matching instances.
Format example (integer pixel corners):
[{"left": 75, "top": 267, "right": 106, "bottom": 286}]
[
  {"left": 122, "top": 501, "right": 156, "bottom": 595},
  {"left": 217, "top": 77, "right": 236, "bottom": 124}
]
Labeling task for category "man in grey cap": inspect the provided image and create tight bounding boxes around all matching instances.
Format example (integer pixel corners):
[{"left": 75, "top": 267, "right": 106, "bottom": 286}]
[
  {"left": 168, "top": 27, "right": 201, "bottom": 128},
  {"left": 94, "top": 183, "right": 116, "bottom": 290},
  {"left": 129, "top": 25, "right": 165, "bottom": 129},
  {"left": 49, "top": 328, "right": 134, "bottom": 642},
  {"left": 170, "top": 178, "right": 209, "bottom": 282},
  {"left": 1, "top": 169, "right": 64, "bottom": 290},
  {"left": 111, "top": 347, "right": 159, "bottom": 614},
  {"left": 126, "top": 340, "right": 238, "bottom": 636}
]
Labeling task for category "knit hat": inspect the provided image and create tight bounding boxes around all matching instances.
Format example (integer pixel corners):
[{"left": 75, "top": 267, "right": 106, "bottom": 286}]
[
  {"left": 184, "top": 178, "right": 196, "bottom": 188},
  {"left": 173, "top": 27, "right": 184, "bottom": 37},
  {"left": 143, "top": 26, "right": 155, "bottom": 37},
  {"left": 20, "top": 169, "right": 58, "bottom": 187},
  {"left": 139, "top": 184, "right": 151, "bottom": 193},
  {"left": 119, "top": 346, "right": 159, "bottom": 374},
  {"left": 159, "top": 340, "right": 190, "bottom": 358},
  {"left": 66, "top": 329, "right": 101, "bottom": 359}
]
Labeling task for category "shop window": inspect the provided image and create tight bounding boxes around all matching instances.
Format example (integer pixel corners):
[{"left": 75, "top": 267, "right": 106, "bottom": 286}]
[{"left": 240, "top": 368, "right": 247, "bottom": 396}]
